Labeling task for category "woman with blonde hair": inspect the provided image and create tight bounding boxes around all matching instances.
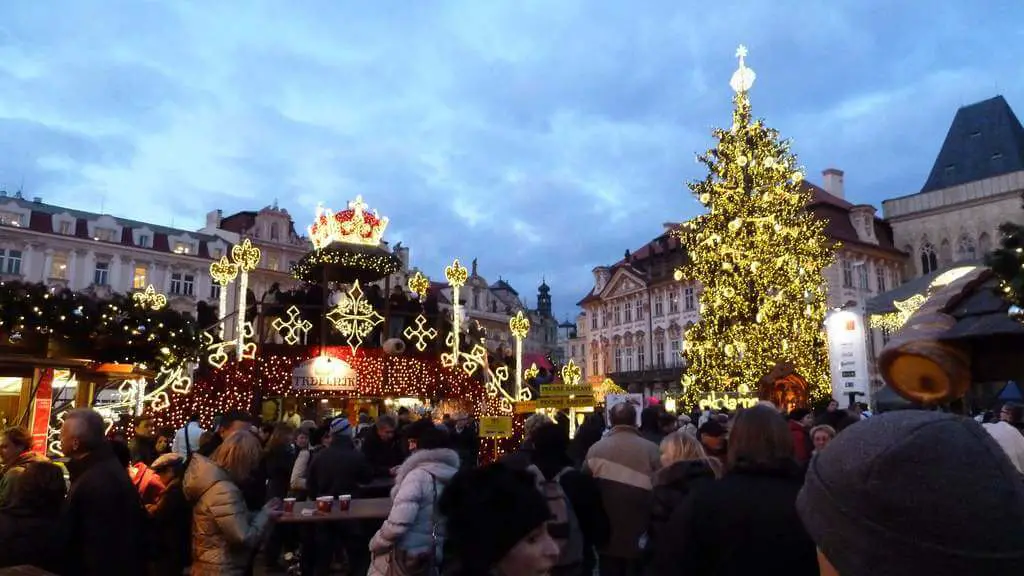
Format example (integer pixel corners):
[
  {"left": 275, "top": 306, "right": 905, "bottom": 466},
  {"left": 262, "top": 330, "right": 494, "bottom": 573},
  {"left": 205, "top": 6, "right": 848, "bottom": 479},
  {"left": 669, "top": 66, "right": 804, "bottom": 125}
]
[
  {"left": 646, "top": 431, "right": 721, "bottom": 566},
  {"left": 184, "top": 431, "right": 282, "bottom": 575}
]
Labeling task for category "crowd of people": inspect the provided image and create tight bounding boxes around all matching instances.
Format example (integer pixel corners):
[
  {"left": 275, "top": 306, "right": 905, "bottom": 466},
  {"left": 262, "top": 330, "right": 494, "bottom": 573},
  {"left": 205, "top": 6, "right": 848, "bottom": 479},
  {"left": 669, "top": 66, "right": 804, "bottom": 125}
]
[{"left": 0, "top": 399, "right": 1022, "bottom": 575}]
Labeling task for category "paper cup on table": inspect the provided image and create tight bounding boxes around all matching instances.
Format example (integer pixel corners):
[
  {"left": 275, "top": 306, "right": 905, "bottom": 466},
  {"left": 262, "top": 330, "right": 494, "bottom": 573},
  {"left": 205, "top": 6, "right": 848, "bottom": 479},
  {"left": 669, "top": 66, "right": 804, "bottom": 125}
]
[
  {"left": 283, "top": 498, "right": 296, "bottom": 513},
  {"left": 338, "top": 495, "right": 352, "bottom": 512},
  {"left": 315, "top": 496, "right": 334, "bottom": 513}
]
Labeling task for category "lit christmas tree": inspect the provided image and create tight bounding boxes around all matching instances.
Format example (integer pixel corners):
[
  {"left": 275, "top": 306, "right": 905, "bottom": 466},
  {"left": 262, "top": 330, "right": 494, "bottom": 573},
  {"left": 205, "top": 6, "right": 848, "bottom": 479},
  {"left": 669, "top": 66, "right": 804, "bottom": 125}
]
[
  {"left": 676, "top": 46, "right": 834, "bottom": 408},
  {"left": 987, "top": 191, "right": 1024, "bottom": 322}
]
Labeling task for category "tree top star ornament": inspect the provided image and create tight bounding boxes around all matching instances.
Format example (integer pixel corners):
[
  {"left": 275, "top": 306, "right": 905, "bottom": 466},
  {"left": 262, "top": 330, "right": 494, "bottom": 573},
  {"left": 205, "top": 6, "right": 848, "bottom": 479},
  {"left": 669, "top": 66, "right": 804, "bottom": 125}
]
[{"left": 729, "top": 45, "right": 757, "bottom": 94}]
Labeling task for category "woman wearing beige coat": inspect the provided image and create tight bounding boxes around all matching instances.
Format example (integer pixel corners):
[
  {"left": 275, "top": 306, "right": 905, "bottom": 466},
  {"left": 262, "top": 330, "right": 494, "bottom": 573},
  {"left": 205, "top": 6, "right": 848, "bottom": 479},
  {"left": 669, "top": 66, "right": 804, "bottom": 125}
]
[{"left": 183, "top": 431, "right": 282, "bottom": 575}]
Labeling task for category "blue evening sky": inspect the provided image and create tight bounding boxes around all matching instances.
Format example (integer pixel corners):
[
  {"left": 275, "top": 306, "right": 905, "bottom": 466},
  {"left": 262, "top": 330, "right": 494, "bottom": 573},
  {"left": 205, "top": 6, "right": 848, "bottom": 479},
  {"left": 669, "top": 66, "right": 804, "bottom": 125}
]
[{"left": 1, "top": 1, "right": 1021, "bottom": 319}]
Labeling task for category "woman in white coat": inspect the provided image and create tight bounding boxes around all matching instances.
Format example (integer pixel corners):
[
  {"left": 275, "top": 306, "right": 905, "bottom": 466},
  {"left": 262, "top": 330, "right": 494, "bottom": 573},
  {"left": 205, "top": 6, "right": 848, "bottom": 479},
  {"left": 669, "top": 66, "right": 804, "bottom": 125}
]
[{"left": 368, "top": 420, "right": 460, "bottom": 575}]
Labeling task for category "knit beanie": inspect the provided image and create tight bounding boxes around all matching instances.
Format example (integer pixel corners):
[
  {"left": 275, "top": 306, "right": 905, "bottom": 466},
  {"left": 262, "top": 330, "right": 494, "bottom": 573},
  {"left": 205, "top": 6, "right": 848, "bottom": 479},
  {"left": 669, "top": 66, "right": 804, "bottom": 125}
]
[
  {"left": 329, "top": 417, "right": 351, "bottom": 437},
  {"left": 797, "top": 410, "right": 1024, "bottom": 576},
  {"left": 439, "top": 463, "right": 552, "bottom": 574}
]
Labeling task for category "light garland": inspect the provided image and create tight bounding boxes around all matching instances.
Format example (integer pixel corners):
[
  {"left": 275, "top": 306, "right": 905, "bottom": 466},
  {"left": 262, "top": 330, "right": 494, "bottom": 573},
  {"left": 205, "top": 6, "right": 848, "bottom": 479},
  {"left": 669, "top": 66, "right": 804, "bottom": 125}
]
[
  {"left": 231, "top": 238, "right": 261, "bottom": 361},
  {"left": 290, "top": 249, "right": 402, "bottom": 283}
]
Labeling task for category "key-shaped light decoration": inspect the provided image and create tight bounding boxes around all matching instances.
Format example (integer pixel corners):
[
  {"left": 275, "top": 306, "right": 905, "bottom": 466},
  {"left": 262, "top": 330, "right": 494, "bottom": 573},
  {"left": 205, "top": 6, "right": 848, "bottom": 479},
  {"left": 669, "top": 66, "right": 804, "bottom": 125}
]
[
  {"left": 442, "top": 259, "right": 468, "bottom": 368},
  {"left": 231, "top": 238, "right": 261, "bottom": 361},
  {"left": 209, "top": 256, "right": 239, "bottom": 338},
  {"left": 509, "top": 310, "right": 531, "bottom": 401}
]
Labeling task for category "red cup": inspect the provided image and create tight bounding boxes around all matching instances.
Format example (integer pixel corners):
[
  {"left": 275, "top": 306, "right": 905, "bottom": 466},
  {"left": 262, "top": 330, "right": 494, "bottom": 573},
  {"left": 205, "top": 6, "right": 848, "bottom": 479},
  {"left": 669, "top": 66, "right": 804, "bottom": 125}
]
[
  {"left": 316, "top": 497, "right": 334, "bottom": 513},
  {"left": 338, "top": 495, "right": 352, "bottom": 512},
  {"left": 283, "top": 498, "right": 296, "bottom": 513}
]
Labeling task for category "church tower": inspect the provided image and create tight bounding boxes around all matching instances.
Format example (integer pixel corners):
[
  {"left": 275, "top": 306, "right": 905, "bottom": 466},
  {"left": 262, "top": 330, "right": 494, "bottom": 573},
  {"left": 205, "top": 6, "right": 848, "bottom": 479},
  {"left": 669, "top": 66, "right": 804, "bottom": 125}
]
[{"left": 537, "top": 278, "right": 552, "bottom": 318}]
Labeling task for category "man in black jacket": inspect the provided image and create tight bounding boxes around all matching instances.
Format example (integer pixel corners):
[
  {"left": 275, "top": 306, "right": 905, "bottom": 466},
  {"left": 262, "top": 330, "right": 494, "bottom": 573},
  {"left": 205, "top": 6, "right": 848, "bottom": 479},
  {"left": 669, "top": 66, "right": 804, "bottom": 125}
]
[
  {"left": 359, "top": 415, "right": 402, "bottom": 478},
  {"left": 306, "top": 418, "right": 374, "bottom": 575},
  {"left": 57, "top": 408, "right": 148, "bottom": 576}
]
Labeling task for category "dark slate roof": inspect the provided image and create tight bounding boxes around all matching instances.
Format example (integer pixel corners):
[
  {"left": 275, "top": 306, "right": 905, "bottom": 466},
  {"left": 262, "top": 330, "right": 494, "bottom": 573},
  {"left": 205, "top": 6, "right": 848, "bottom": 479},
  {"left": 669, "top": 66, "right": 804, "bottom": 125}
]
[
  {"left": 490, "top": 279, "right": 519, "bottom": 296},
  {"left": 865, "top": 262, "right": 983, "bottom": 315},
  {"left": 806, "top": 182, "right": 904, "bottom": 257},
  {"left": 943, "top": 278, "right": 1024, "bottom": 340},
  {"left": 920, "top": 95, "right": 1024, "bottom": 193}
]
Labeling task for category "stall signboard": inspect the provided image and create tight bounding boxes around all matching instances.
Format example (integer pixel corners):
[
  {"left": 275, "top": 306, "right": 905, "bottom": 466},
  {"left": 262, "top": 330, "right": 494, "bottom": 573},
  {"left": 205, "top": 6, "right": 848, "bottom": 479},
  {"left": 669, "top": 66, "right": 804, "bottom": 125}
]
[
  {"left": 515, "top": 396, "right": 595, "bottom": 413},
  {"left": 292, "top": 356, "right": 358, "bottom": 392},
  {"left": 540, "top": 383, "right": 593, "bottom": 397},
  {"left": 29, "top": 368, "right": 54, "bottom": 455},
  {"left": 479, "top": 416, "right": 513, "bottom": 438}
]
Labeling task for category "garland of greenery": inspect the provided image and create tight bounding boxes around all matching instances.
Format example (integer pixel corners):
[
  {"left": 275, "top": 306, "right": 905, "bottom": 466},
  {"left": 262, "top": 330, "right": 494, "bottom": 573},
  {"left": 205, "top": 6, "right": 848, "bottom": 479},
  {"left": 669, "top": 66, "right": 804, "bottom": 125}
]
[
  {"left": 0, "top": 281, "right": 202, "bottom": 367},
  {"left": 986, "top": 192, "right": 1024, "bottom": 320}
]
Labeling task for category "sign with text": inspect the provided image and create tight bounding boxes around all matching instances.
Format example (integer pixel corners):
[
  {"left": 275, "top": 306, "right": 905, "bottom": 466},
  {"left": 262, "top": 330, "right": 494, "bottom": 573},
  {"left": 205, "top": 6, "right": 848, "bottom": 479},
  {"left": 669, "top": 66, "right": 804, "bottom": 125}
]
[
  {"left": 825, "top": 309, "right": 870, "bottom": 404},
  {"left": 697, "top": 391, "right": 758, "bottom": 411},
  {"left": 479, "top": 416, "right": 513, "bottom": 438},
  {"left": 515, "top": 396, "right": 596, "bottom": 413},
  {"left": 29, "top": 368, "right": 54, "bottom": 455},
  {"left": 292, "top": 356, "right": 358, "bottom": 392},
  {"left": 540, "top": 384, "right": 593, "bottom": 397}
]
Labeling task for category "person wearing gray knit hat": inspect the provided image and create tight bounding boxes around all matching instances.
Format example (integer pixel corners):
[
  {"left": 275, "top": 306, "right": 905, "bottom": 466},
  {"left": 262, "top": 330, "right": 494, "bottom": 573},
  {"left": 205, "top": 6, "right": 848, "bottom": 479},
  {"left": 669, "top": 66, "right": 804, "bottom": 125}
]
[{"left": 797, "top": 410, "right": 1024, "bottom": 576}]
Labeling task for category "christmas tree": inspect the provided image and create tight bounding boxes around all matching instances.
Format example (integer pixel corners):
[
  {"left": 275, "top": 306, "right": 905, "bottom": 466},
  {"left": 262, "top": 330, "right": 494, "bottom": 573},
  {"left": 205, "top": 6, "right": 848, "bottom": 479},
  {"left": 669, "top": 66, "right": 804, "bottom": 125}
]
[
  {"left": 986, "top": 191, "right": 1024, "bottom": 321},
  {"left": 676, "top": 46, "right": 834, "bottom": 408}
]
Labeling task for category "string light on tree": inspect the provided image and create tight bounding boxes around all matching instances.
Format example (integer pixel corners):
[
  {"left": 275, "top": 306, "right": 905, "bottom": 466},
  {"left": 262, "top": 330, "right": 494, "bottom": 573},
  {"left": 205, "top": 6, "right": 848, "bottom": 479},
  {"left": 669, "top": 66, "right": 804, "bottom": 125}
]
[
  {"left": 209, "top": 256, "right": 239, "bottom": 338},
  {"left": 325, "top": 280, "right": 384, "bottom": 354},
  {"left": 231, "top": 238, "right": 261, "bottom": 361},
  {"left": 675, "top": 46, "right": 834, "bottom": 407}
]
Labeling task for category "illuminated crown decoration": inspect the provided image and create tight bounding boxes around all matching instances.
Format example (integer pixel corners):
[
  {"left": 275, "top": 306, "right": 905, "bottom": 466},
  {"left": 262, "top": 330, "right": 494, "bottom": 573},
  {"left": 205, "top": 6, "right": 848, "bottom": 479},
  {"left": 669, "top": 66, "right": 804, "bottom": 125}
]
[{"left": 308, "top": 195, "right": 389, "bottom": 249}]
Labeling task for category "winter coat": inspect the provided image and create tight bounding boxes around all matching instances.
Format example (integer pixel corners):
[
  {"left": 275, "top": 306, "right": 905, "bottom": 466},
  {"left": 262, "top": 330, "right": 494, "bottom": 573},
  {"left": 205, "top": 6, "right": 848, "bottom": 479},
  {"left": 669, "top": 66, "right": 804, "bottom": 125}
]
[
  {"left": 450, "top": 426, "right": 479, "bottom": 469},
  {"left": 361, "top": 428, "right": 404, "bottom": 477},
  {"left": 368, "top": 448, "right": 460, "bottom": 576},
  {"left": 262, "top": 442, "right": 297, "bottom": 500},
  {"left": 172, "top": 421, "right": 204, "bottom": 459},
  {"left": 306, "top": 435, "right": 373, "bottom": 499},
  {"left": 652, "top": 461, "right": 818, "bottom": 576},
  {"left": 183, "top": 454, "right": 271, "bottom": 576},
  {"left": 0, "top": 450, "right": 46, "bottom": 507},
  {"left": 788, "top": 420, "right": 811, "bottom": 464},
  {"left": 0, "top": 504, "right": 61, "bottom": 571},
  {"left": 646, "top": 460, "right": 717, "bottom": 563},
  {"left": 147, "top": 478, "right": 192, "bottom": 576},
  {"left": 583, "top": 426, "right": 660, "bottom": 559},
  {"left": 56, "top": 445, "right": 149, "bottom": 576}
]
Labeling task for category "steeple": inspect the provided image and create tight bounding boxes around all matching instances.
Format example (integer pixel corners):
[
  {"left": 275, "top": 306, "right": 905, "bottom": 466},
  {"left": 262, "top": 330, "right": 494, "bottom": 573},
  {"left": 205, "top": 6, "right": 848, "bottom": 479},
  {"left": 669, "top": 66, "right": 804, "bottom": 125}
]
[{"left": 537, "top": 277, "right": 552, "bottom": 317}]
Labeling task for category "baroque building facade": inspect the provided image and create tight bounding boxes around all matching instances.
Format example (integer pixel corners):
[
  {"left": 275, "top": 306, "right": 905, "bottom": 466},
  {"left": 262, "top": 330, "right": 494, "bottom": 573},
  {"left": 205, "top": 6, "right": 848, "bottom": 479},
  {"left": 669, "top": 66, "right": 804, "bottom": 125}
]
[{"left": 568, "top": 172, "right": 907, "bottom": 401}]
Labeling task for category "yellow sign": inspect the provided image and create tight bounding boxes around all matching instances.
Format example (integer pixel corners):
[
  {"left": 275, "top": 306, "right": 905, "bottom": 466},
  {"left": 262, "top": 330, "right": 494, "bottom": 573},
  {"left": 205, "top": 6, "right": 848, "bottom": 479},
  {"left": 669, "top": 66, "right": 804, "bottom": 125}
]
[
  {"left": 540, "top": 384, "right": 593, "bottom": 397},
  {"left": 479, "top": 416, "right": 513, "bottom": 438},
  {"left": 515, "top": 396, "right": 595, "bottom": 413},
  {"left": 698, "top": 391, "right": 759, "bottom": 411}
]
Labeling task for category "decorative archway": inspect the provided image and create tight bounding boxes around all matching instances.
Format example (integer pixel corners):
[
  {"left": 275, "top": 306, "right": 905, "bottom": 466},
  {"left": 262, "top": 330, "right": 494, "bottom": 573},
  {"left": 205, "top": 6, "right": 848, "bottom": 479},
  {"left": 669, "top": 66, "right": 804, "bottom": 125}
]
[{"left": 757, "top": 363, "right": 809, "bottom": 412}]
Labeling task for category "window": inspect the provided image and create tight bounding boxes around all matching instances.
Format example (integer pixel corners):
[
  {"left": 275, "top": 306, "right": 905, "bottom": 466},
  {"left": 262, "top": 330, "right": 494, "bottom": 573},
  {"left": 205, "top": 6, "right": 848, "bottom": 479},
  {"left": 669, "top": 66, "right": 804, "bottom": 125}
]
[
  {"left": 670, "top": 339, "right": 682, "bottom": 366},
  {"left": 210, "top": 283, "right": 221, "bottom": 300},
  {"left": 591, "top": 315, "right": 598, "bottom": 330},
  {"left": 858, "top": 265, "right": 869, "bottom": 291},
  {"left": 614, "top": 348, "right": 622, "bottom": 372},
  {"left": 592, "top": 352, "right": 599, "bottom": 376},
  {"left": 173, "top": 242, "right": 190, "bottom": 255},
  {"left": 268, "top": 256, "right": 279, "bottom": 271},
  {"left": 472, "top": 291, "right": 479, "bottom": 309},
  {"left": 637, "top": 345, "right": 645, "bottom": 370},
  {"left": 183, "top": 274, "right": 195, "bottom": 297},
  {"left": 270, "top": 223, "right": 280, "bottom": 240},
  {"left": 170, "top": 273, "right": 182, "bottom": 295},
  {"left": 288, "top": 260, "right": 297, "bottom": 271},
  {"left": 0, "top": 211, "right": 23, "bottom": 227},
  {"left": 94, "top": 262, "right": 109, "bottom": 285},
  {"left": 842, "top": 260, "right": 853, "bottom": 287},
  {"left": 655, "top": 340, "right": 665, "bottom": 368},
  {"left": 956, "top": 235, "right": 976, "bottom": 261},
  {"left": 613, "top": 304, "right": 621, "bottom": 326},
  {"left": 635, "top": 299, "right": 643, "bottom": 321},
  {"left": 95, "top": 227, "right": 116, "bottom": 242},
  {"left": 138, "top": 234, "right": 151, "bottom": 248},
  {"left": 668, "top": 291, "right": 679, "bottom": 313},
  {"left": 2, "top": 249, "right": 22, "bottom": 275},
  {"left": 654, "top": 293, "right": 664, "bottom": 316},
  {"left": 920, "top": 243, "right": 938, "bottom": 275},
  {"left": 132, "top": 266, "right": 147, "bottom": 289},
  {"left": 876, "top": 266, "right": 886, "bottom": 293},
  {"left": 211, "top": 247, "right": 222, "bottom": 259},
  {"left": 571, "top": 344, "right": 577, "bottom": 357},
  {"left": 624, "top": 302, "right": 632, "bottom": 323},
  {"left": 59, "top": 221, "right": 72, "bottom": 235},
  {"left": 624, "top": 347, "right": 634, "bottom": 371},
  {"left": 684, "top": 287, "right": 695, "bottom": 311},
  {"left": 50, "top": 253, "right": 68, "bottom": 279}
]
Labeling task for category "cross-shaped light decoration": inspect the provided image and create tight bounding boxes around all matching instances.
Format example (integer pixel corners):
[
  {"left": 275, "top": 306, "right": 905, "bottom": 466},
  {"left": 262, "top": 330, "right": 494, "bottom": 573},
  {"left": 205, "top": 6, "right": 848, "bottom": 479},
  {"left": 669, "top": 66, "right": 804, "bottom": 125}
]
[
  {"left": 408, "top": 271, "right": 430, "bottom": 300},
  {"left": 444, "top": 259, "right": 469, "bottom": 363},
  {"left": 560, "top": 359, "right": 582, "bottom": 388},
  {"left": 326, "top": 280, "right": 384, "bottom": 354},
  {"left": 209, "top": 256, "right": 239, "bottom": 338},
  {"left": 231, "top": 238, "right": 261, "bottom": 361},
  {"left": 403, "top": 314, "right": 438, "bottom": 351},
  {"left": 508, "top": 310, "right": 531, "bottom": 401},
  {"left": 272, "top": 305, "right": 313, "bottom": 345},
  {"left": 133, "top": 284, "right": 167, "bottom": 311}
]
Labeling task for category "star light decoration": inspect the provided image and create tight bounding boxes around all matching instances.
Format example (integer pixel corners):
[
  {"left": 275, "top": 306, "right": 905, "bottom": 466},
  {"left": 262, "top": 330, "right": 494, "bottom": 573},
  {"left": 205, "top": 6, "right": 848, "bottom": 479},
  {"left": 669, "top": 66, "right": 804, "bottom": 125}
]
[
  {"left": 326, "top": 280, "right": 384, "bottom": 354},
  {"left": 403, "top": 314, "right": 438, "bottom": 351},
  {"left": 508, "top": 310, "right": 532, "bottom": 400},
  {"left": 209, "top": 256, "right": 239, "bottom": 338},
  {"left": 203, "top": 323, "right": 257, "bottom": 369},
  {"left": 272, "top": 305, "right": 313, "bottom": 345},
  {"left": 231, "top": 238, "right": 261, "bottom": 361},
  {"left": 132, "top": 285, "right": 167, "bottom": 311}
]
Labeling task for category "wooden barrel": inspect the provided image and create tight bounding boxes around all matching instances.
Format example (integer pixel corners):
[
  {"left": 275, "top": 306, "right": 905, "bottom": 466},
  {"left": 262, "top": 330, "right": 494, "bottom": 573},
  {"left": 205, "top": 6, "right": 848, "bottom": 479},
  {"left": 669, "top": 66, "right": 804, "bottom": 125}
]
[{"left": 877, "top": 312, "right": 971, "bottom": 405}]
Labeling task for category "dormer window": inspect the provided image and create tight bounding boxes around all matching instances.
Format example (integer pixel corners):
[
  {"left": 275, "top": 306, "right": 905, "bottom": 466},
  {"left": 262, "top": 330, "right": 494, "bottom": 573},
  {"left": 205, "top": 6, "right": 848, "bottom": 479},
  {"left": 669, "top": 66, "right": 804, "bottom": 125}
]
[
  {"left": 0, "top": 211, "right": 24, "bottom": 227},
  {"left": 138, "top": 234, "right": 151, "bottom": 248},
  {"left": 173, "top": 242, "right": 192, "bottom": 255},
  {"left": 270, "top": 223, "right": 280, "bottom": 240},
  {"left": 944, "top": 164, "right": 955, "bottom": 176},
  {"left": 59, "top": 221, "right": 72, "bottom": 235},
  {"left": 94, "top": 227, "right": 117, "bottom": 242}
]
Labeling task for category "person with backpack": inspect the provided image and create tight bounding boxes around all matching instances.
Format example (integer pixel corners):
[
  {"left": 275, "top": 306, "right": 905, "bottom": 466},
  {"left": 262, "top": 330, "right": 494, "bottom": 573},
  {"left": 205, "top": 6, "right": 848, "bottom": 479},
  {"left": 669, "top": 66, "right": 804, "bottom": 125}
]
[{"left": 525, "top": 423, "right": 608, "bottom": 576}]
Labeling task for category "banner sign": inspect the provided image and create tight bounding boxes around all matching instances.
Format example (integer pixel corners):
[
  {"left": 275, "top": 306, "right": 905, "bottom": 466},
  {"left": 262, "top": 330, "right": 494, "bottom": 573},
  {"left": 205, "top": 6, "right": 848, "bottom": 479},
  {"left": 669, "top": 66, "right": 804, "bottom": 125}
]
[
  {"left": 479, "top": 416, "right": 513, "bottom": 438},
  {"left": 514, "top": 396, "right": 595, "bottom": 413},
  {"left": 540, "top": 384, "right": 592, "bottom": 397},
  {"left": 697, "top": 391, "right": 758, "bottom": 411},
  {"left": 29, "top": 368, "right": 54, "bottom": 455},
  {"left": 826, "top": 310, "right": 870, "bottom": 403},
  {"left": 292, "top": 356, "right": 358, "bottom": 392}
]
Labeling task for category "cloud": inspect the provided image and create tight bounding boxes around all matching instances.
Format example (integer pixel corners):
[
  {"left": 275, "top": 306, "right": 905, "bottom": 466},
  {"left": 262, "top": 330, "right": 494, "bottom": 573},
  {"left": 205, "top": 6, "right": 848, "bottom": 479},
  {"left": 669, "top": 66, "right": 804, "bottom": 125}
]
[{"left": 0, "top": 0, "right": 1021, "bottom": 319}]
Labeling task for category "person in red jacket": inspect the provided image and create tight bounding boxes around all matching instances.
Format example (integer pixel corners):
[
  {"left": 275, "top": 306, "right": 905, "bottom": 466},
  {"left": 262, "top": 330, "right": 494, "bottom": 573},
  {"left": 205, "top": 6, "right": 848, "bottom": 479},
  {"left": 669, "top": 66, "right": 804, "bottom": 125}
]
[{"left": 787, "top": 409, "right": 814, "bottom": 465}]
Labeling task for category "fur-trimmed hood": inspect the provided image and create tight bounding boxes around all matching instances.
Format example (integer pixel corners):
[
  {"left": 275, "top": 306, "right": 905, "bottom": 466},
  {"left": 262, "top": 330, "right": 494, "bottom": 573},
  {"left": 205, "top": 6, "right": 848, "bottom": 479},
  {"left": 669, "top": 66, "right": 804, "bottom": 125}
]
[{"left": 391, "top": 448, "right": 460, "bottom": 496}]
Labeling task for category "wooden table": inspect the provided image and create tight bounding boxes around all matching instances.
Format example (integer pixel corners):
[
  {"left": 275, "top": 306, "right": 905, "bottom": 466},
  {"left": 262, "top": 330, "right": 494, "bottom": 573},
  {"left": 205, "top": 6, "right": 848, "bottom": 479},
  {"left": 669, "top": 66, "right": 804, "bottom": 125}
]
[{"left": 278, "top": 497, "right": 392, "bottom": 523}]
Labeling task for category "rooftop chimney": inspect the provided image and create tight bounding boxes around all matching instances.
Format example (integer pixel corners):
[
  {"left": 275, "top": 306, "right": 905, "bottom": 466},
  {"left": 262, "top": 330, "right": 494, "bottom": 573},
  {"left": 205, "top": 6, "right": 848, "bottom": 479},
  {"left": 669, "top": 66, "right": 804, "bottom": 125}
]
[
  {"left": 206, "top": 209, "right": 222, "bottom": 230},
  {"left": 822, "top": 168, "right": 845, "bottom": 199},
  {"left": 32, "top": 197, "right": 42, "bottom": 204}
]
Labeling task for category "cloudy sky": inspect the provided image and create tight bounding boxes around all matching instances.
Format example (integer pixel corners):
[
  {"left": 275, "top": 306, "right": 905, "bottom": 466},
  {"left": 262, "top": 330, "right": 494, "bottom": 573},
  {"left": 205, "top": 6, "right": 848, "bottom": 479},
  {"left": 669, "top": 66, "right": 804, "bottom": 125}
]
[{"left": 1, "top": 1, "right": 1022, "bottom": 319}]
